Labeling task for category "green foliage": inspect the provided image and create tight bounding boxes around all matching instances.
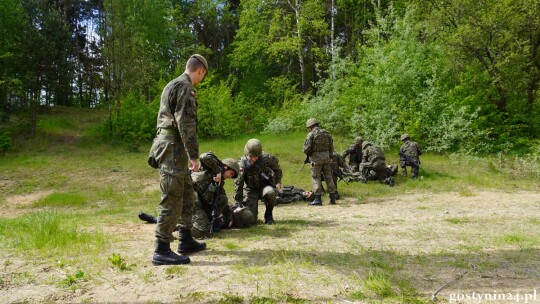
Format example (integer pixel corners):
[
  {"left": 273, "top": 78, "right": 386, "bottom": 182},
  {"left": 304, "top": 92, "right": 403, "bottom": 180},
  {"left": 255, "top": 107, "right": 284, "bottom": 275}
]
[
  {"left": 110, "top": 93, "right": 158, "bottom": 143},
  {"left": 108, "top": 253, "right": 132, "bottom": 271},
  {"left": 62, "top": 270, "right": 85, "bottom": 286},
  {"left": 0, "top": 131, "right": 12, "bottom": 152}
]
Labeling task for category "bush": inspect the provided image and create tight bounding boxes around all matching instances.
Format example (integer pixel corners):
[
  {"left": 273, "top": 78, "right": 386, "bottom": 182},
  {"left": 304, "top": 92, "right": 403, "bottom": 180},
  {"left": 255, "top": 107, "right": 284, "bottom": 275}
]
[{"left": 0, "top": 132, "right": 12, "bottom": 153}]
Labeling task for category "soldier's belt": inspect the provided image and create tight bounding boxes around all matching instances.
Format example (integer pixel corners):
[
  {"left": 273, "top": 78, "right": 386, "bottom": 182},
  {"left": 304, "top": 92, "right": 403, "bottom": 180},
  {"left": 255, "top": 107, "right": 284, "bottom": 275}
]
[{"left": 158, "top": 128, "right": 178, "bottom": 136}]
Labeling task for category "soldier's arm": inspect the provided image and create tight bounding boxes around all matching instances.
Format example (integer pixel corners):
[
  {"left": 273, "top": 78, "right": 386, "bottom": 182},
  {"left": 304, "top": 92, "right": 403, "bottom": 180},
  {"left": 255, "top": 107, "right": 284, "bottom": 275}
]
[
  {"left": 417, "top": 143, "right": 423, "bottom": 156},
  {"left": 233, "top": 169, "right": 245, "bottom": 203},
  {"left": 329, "top": 135, "right": 334, "bottom": 156},
  {"left": 174, "top": 84, "right": 199, "bottom": 160},
  {"left": 268, "top": 155, "right": 283, "bottom": 184},
  {"left": 303, "top": 132, "right": 313, "bottom": 156}
]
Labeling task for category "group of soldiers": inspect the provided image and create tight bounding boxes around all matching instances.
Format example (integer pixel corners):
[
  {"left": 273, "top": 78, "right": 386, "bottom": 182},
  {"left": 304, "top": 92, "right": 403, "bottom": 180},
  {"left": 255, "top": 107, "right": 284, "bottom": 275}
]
[{"left": 144, "top": 53, "right": 422, "bottom": 266}]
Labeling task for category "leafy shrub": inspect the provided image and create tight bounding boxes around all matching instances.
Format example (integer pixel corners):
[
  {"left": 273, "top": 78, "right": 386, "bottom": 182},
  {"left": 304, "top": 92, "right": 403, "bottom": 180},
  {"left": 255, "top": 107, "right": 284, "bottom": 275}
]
[{"left": 0, "top": 132, "right": 12, "bottom": 153}]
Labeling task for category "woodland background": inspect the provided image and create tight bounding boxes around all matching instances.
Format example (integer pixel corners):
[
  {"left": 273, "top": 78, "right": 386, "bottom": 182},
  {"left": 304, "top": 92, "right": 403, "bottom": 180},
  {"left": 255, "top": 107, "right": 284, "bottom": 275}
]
[{"left": 1, "top": 0, "right": 539, "bottom": 154}]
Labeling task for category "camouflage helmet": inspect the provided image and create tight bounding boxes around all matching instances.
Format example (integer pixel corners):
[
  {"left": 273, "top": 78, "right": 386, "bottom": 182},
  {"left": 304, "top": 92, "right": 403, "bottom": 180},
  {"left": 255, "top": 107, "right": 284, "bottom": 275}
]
[
  {"left": 305, "top": 118, "right": 319, "bottom": 128},
  {"left": 362, "top": 141, "right": 372, "bottom": 149},
  {"left": 232, "top": 206, "right": 253, "bottom": 228},
  {"left": 190, "top": 54, "right": 208, "bottom": 71},
  {"left": 354, "top": 136, "right": 363, "bottom": 144},
  {"left": 244, "top": 139, "right": 262, "bottom": 157},
  {"left": 400, "top": 134, "right": 410, "bottom": 141},
  {"left": 222, "top": 158, "right": 239, "bottom": 178}
]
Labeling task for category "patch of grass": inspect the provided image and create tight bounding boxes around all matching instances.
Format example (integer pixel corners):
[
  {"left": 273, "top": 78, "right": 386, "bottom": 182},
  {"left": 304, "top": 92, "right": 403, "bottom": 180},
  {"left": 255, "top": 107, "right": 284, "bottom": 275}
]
[
  {"left": 32, "top": 191, "right": 87, "bottom": 208},
  {"left": 164, "top": 265, "right": 187, "bottom": 277},
  {"left": 183, "top": 291, "right": 206, "bottom": 302},
  {"left": 499, "top": 234, "right": 526, "bottom": 245},
  {"left": 362, "top": 272, "right": 395, "bottom": 299},
  {"left": 217, "top": 293, "right": 244, "bottom": 304},
  {"left": 444, "top": 218, "right": 470, "bottom": 224},
  {"left": 0, "top": 210, "right": 106, "bottom": 254},
  {"left": 62, "top": 270, "right": 85, "bottom": 287},
  {"left": 224, "top": 242, "right": 240, "bottom": 250}
]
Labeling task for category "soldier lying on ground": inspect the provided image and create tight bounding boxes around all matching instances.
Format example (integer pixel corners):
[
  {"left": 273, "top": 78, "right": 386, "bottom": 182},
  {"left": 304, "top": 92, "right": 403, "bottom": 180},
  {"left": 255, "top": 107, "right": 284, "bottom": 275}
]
[
  {"left": 343, "top": 164, "right": 398, "bottom": 183},
  {"left": 276, "top": 186, "right": 315, "bottom": 204}
]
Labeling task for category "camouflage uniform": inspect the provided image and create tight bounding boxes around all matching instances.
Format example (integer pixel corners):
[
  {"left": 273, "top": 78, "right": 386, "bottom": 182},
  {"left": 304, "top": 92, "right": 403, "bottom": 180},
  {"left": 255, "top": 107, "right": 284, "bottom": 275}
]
[
  {"left": 277, "top": 186, "right": 314, "bottom": 204},
  {"left": 191, "top": 153, "right": 233, "bottom": 239},
  {"left": 153, "top": 72, "right": 199, "bottom": 244},
  {"left": 234, "top": 148, "right": 282, "bottom": 225},
  {"left": 359, "top": 142, "right": 394, "bottom": 186},
  {"left": 304, "top": 119, "right": 337, "bottom": 205},
  {"left": 342, "top": 137, "right": 363, "bottom": 172},
  {"left": 322, "top": 152, "right": 349, "bottom": 197},
  {"left": 399, "top": 134, "right": 422, "bottom": 179}
]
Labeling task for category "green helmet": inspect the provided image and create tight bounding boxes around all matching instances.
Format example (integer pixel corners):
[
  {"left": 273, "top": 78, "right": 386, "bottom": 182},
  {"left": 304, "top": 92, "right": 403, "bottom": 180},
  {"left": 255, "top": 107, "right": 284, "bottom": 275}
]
[
  {"left": 190, "top": 54, "right": 208, "bottom": 71},
  {"left": 222, "top": 158, "right": 239, "bottom": 178},
  {"left": 362, "top": 141, "right": 371, "bottom": 149},
  {"left": 400, "top": 134, "right": 410, "bottom": 141},
  {"left": 305, "top": 118, "right": 319, "bottom": 128},
  {"left": 232, "top": 206, "right": 253, "bottom": 228},
  {"left": 244, "top": 139, "right": 262, "bottom": 157},
  {"left": 354, "top": 136, "right": 363, "bottom": 144}
]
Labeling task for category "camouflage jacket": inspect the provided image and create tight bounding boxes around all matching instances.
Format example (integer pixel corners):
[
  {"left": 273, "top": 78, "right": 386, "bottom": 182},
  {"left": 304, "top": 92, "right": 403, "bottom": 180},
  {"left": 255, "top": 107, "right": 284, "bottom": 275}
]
[
  {"left": 192, "top": 152, "right": 225, "bottom": 206},
  {"left": 362, "top": 145, "right": 386, "bottom": 165},
  {"left": 303, "top": 127, "right": 334, "bottom": 164},
  {"left": 342, "top": 143, "right": 362, "bottom": 164},
  {"left": 156, "top": 73, "right": 199, "bottom": 160},
  {"left": 399, "top": 141, "right": 422, "bottom": 160},
  {"left": 234, "top": 152, "right": 282, "bottom": 202}
]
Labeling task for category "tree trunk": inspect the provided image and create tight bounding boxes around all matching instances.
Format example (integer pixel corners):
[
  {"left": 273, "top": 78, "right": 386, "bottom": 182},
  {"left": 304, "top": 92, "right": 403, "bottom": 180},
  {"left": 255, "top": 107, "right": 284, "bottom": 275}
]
[{"left": 291, "top": 0, "right": 306, "bottom": 93}]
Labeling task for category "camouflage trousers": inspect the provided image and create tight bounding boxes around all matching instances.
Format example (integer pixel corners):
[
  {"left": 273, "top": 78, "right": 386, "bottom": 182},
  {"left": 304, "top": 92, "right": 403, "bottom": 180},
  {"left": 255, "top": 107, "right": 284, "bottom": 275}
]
[
  {"left": 192, "top": 192, "right": 230, "bottom": 239},
  {"left": 400, "top": 159, "right": 419, "bottom": 178},
  {"left": 241, "top": 186, "right": 277, "bottom": 225},
  {"left": 359, "top": 160, "right": 387, "bottom": 182},
  {"left": 310, "top": 162, "right": 336, "bottom": 196},
  {"left": 155, "top": 168, "right": 194, "bottom": 243}
]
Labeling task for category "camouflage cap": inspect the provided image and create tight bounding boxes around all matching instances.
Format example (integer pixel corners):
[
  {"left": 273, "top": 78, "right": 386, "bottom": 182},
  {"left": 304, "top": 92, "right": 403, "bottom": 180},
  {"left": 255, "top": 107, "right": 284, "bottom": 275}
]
[
  {"left": 305, "top": 118, "right": 319, "bottom": 128},
  {"left": 354, "top": 136, "right": 363, "bottom": 144},
  {"left": 222, "top": 158, "right": 239, "bottom": 178},
  {"left": 244, "top": 139, "right": 262, "bottom": 157},
  {"left": 400, "top": 134, "right": 410, "bottom": 141},
  {"left": 232, "top": 206, "right": 253, "bottom": 228},
  {"left": 190, "top": 54, "right": 208, "bottom": 71},
  {"left": 361, "top": 141, "right": 371, "bottom": 149}
]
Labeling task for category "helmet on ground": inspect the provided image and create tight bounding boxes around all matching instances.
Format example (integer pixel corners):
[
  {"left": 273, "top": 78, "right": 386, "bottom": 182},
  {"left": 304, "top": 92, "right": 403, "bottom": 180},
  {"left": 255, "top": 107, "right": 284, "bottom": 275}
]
[
  {"left": 362, "top": 141, "right": 371, "bottom": 149},
  {"left": 244, "top": 139, "right": 262, "bottom": 157},
  {"left": 232, "top": 206, "right": 253, "bottom": 228},
  {"left": 354, "top": 136, "right": 363, "bottom": 144},
  {"left": 305, "top": 118, "right": 319, "bottom": 128},
  {"left": 401, "top": 134, "right": 410, "bottom": 141},
  {"left": 222, "top": 158, "right": 239, "bottom": 178}
]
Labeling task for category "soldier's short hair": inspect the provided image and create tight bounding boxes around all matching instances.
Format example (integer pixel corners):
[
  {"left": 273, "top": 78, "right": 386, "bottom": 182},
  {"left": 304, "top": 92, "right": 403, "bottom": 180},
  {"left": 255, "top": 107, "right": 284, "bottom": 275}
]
[{"left": 186, "top": 54, "right": 208, "bottom": 72}]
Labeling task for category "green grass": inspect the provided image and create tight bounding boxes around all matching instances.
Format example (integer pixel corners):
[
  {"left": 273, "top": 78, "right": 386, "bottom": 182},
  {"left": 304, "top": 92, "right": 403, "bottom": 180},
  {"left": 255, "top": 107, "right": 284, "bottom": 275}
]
[
  {"left": 0, "top": 210, "right": 106, "bottom": 254},
  {"left": 32, "top": 191, "right": 87, "bottom": 208},
  {"left": 1, "top": 107, "right": 540, "bottom": 303}
]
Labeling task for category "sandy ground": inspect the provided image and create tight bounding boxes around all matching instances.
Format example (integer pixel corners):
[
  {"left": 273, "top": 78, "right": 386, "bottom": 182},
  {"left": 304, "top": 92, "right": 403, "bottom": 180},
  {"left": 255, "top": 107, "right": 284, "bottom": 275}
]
[{"left": 1, "top": 189, "right": 540, "bottom": 303}]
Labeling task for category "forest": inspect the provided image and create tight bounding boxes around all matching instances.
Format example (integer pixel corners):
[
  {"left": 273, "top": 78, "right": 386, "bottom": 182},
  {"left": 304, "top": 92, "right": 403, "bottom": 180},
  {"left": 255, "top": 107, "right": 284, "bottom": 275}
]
[{"left": 1, "top": 0, "right": 539, "bottom": 154}]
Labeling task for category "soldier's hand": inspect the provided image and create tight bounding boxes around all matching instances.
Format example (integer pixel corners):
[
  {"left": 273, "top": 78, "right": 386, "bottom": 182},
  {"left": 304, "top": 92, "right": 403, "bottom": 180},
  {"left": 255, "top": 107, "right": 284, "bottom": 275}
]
[
  {"left": 190, "top": 159, "right": 200, "bottom": 172},
  {"left": 213, "top": 172, "right": 222, "bottom": 184},
  {"left": 275, "top": 183, "right": 281, "bottom": 190}
]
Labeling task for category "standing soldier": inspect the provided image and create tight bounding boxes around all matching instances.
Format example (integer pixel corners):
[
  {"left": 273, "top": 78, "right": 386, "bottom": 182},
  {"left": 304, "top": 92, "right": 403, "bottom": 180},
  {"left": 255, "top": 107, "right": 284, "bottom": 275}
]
[
  {"left": 303, "top": 118, "right": 337, "bottom": 206},
  {"left": 342, "top": 136, "right": 364, "bottom": 172},
  {"left": 359, "top": 141, "right": 394, "bottom": 186},
  {"left": 234, "top": 139, "right": 282, "bottom": 225},
  {"left": 399, "top": 134, "right": 422, "bottom": 179},
  {"left": 191, "top": 153, "right": 240, "bottom": 239},
  {"left": 149, "top": 54, "right": 208, "bottom": 266}
]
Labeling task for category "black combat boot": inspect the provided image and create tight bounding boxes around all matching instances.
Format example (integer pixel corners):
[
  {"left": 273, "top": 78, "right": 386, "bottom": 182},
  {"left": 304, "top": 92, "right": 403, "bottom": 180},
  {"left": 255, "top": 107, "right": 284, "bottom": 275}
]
[
  {"left": 152, "top": 241, "right": 190, "bottom": 266},
  {"left": 138, "top": 212, "right": 157, "bottom": 224},
  {"left": 308, "top": 195, "right": 322, "bottom": 206},
  {"left": 264, "top": 207, "right": 275, "bottom": 225},
  {"left": 386, "top": 177, "right": 395, "bottom": 187},
  {"left": 178, "top": 228, "right": 207, "bottom": 254},
  {"left": 329, "top": 193, "right": 337, "bottom": 205}
]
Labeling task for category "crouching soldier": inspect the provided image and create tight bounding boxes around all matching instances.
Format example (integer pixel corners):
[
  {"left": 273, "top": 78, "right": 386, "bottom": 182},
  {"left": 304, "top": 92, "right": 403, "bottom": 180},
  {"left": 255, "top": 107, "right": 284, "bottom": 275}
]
[
  {"left": 234, "top": 139, "right": 282, "bottom": 225},
  {"left": 342, "top": 136, "right": 364, "bottom": 172},
  {"left": 191, "top": 153, "right": 240, "bottom": 239},
  {"left": 359, "top": 141, "right": 394, "bottom": 187},
  {"left": 399, "top": 134, "right": 422, "bottom": 179}
]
